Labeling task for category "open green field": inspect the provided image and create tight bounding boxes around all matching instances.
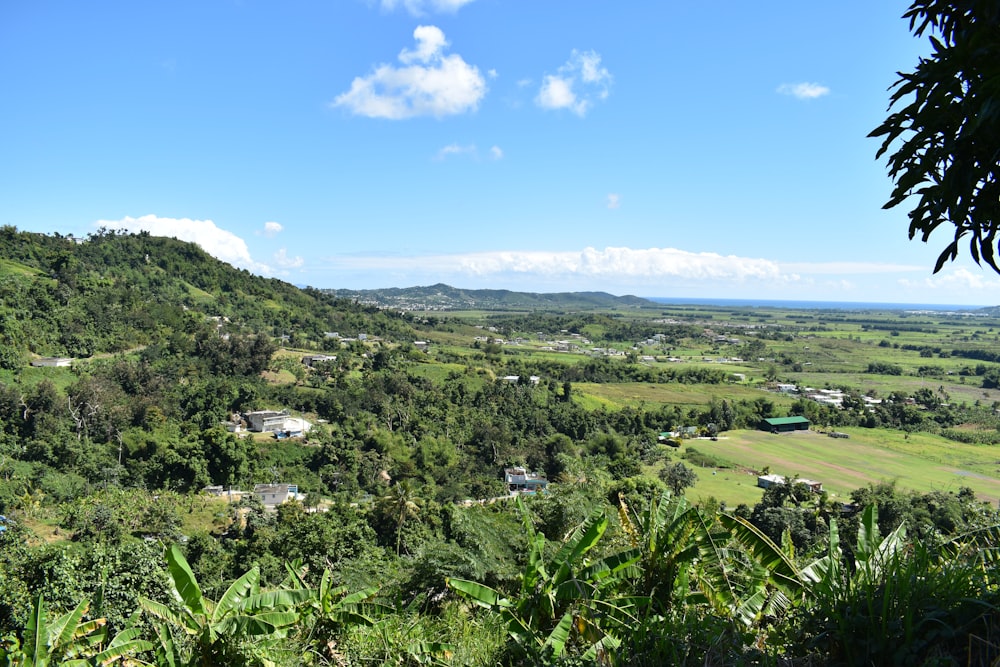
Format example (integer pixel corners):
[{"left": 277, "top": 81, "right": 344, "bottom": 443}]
[
  {"left": 682, "top": 428, "right": 1000, "bottom": 506},
  {"left": 576, "top": 382, "right": 796, "bottom": 410}
]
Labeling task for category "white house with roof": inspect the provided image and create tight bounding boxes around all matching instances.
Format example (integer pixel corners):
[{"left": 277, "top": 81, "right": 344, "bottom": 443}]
[
  {"left": 253, "top": 484, "right": 305, "bottom": 508},
  {"left": 244, "top": 410, "right": 289, "bottom": 433}
]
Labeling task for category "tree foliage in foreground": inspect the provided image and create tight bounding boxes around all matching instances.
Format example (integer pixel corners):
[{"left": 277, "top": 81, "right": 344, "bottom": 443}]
[{"left": 871, "top": 0, "right": 1000, "bottom": 272}]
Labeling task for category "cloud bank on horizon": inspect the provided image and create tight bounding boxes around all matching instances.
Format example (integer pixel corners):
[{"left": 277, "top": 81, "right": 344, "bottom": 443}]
[{"left": 91, "top": 215, "right": 1000, "bottom": 305}]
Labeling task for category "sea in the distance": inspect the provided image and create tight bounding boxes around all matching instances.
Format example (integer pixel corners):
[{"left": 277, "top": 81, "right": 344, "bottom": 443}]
[{"left": 645, "top": 297, "right": 989, "bottom": 311}]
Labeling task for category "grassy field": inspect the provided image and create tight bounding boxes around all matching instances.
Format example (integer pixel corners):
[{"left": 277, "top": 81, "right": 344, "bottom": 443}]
[
  {"left": 576, "top": 382, "right": 796, "bottom": 410},
  {"left": 681, "top": 428, "right": 1000, "bottom": 506}
]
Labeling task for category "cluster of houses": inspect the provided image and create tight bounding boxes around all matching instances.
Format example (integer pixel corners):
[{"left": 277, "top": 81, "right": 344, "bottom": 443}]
[{"left": 775, "top": 383, "right": 883, "bottom": 410}]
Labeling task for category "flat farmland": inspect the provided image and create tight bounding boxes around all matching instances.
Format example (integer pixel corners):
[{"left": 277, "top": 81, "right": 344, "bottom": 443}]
[
  {"left": 684, "top": 428, "right": 1000, "bottom": 505},
  {"left": 576, "top": 382, "right": 797, "bottom": 409}
]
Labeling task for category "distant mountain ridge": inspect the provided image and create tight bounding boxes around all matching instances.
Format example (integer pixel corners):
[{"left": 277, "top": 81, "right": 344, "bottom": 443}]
[{"left": 322, "top": 283, "right": 659, "bottom": 311}]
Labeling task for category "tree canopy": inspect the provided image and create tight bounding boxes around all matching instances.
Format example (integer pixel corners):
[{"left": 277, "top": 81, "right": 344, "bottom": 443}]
[{"left": 870, "top": 0, "right": 1000, "bottom": 273}]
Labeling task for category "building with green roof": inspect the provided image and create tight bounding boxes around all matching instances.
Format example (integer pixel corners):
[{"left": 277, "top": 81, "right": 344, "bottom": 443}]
[{"left": 761, "top": 416, "right": 810, "bottom": 433}]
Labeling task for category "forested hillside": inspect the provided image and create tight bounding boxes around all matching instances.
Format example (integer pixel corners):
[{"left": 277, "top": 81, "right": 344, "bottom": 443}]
[
  {"left": 2, "top": 229, "right": 1000, "bottom": 665},
  {"left": 0, "top": 226, "right": 415, "bottom": 365}
]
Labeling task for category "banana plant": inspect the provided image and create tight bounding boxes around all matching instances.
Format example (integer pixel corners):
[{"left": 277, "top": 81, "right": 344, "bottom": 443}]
[
  {"left": 717, "top": 511, "right": 806, "bottom": 624},
  {"left": 618, "top": 492, "right": 807, "bottom": 629},
  {"left": 140, "top": 544, "right": 311, "bottom": 667},
  {"left": 0, "top": 594, "right": 152, "bottom": 667},
  {"left": 448, "top": 500, "right": 642, "bottom": 661},
  {"left": 281, "top": 561, "right": 388, "bottom": 662},
  {"left": 796, "top": 504, "right": 925, "bottom": 665}
]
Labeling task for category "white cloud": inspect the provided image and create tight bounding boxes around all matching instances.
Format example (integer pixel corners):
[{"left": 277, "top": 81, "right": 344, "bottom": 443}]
[
  {"left": 898, "top": 267, "right": 1000, "bottom": 293},
  {"left": 379, "top": 0, "right": 476, "bottom": 16},
  {"left": 606, "top": 193, "right": 620, "bottom": 209},
  {"left": 333, "top": 25, "right": 486, "bottom": 119},
  {"left": 488, "top": 68, "right": 498, "bottom": 79},
  {"left": 777, "top": 82, "right": 830, "bottom": 100},
  {"left": 273, "top": 248, "right": 304, "bottom": 269},
  {"left": 536, "top": 50, "right": 612, "bottom": 116},
  {"left": 435, "top": 143, "right": 477, "bottom": 160},
  {"left": 94, "top": 214, "right": 272, "bottom": 274},
  {"left": 262, "top": 221, "right": 283, "bottom": 237},
  {"left": 399, "top": 25, "right": 448, "bottom": 64},
  {"left": 328, "top": 246, "right": 785, "bottom": 283},
  {"left": 490, "top": 145, "right": 503, "bottom": 160},
  {"left": 537, "top": 76, "right": 581, "bottom": 114},
  {"left": 780, "top": 260, "right": 923, "bottom": 274}
]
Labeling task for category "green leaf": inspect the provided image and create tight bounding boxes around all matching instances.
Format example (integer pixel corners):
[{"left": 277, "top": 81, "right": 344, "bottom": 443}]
[
  {"left": 542, "top": 610, "right": 575, "bottom": 657},
  {"left": 24, "top": 594, "right": 48, "bottom": 665},
  {"left": 139, "top": 597, "right": 197, "bottom": 635},
  {"left": 552, "top": 508, "right": 608, "bottom": 586},
  {"left": 719, "top": 513, "right": 803, "bottom": 595},
  {"left": 213, "top": 565, "right": 260, "bottom": 623},
  {"left": 446, "top": 577, "right": 509, "bottom": 609},
  {"left": 164, "top": 543, "right": 207, "bottom": 617}
]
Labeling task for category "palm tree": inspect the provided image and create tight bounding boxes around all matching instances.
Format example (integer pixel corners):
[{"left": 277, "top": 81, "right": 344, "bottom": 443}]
[{"left": 381, "top": 480, "right": 420, "bottom": 555}]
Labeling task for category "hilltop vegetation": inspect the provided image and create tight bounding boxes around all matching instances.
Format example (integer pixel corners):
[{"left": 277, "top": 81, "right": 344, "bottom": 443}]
[
  {"left": 0, "top": 226, "right": 415, "bottom": 365},
  {"left": 3, "top": 229, "right": 1000, "bottom": 664}
]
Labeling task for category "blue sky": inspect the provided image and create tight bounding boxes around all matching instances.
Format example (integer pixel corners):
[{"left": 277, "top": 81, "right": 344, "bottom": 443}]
[{"left": 1, "top": 0, "right": 997, "bottom": 305}]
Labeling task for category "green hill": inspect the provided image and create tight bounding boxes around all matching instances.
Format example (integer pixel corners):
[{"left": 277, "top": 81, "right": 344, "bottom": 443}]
[{"left": 0, "top": 226, "right": 414, "bottom": 366}]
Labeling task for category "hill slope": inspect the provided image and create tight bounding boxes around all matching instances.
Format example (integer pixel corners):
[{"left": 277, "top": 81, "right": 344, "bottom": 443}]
[{"left": 0, "top": 227, "right": 414, "bottom": 366}]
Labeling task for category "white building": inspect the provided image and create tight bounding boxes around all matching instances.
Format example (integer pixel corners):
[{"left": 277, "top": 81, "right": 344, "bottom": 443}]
[{"left": 253, "top": 484, "right": 305, "bottom": 508}]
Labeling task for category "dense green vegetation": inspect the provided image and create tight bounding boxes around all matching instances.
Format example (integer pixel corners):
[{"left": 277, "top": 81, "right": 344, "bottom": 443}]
[{"left": 4, "top": 228, "right": 1000, "bottom": 664}]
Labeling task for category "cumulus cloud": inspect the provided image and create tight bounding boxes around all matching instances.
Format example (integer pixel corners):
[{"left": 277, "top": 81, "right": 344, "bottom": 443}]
[
  {"left": 536, "top": 50, "right": 612, "bottom": 116},
  {"left": 490, "top": 145, "right": 503, "bottom": 160},
  {"left": 333, "top": 25, "right": 486, "bottom": 119},
  {"left": 606, "top": 193, "right": 620, "bottom": 209},
  {"left": 262, "top": 221, "right": 283, "bottom": 237},
  {"left": 379, "top": 0, "right": 476, "bottom": 15},
  {"left": 94, "top": 214, "right": 272, "bottom": 274},
  {"left": 777, "top": 82, "right": 830, "bottom": 100}
]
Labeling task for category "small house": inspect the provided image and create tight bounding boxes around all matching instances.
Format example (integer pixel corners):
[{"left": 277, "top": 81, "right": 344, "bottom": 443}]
[
  {"left": 757, "top": 474, "right": 823, "bottom": 493},
  {"left": 504, "top": 467, "right": 548, "bottom": 495},
  {"left": 253, "top": 484, "right": 304, "bottom": 508},
  {"left": 30, "top": 357, "right": 73, "bottom": 368},
  {"left": 302, "top": 354, "right": 337, "bottom": 367}
]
